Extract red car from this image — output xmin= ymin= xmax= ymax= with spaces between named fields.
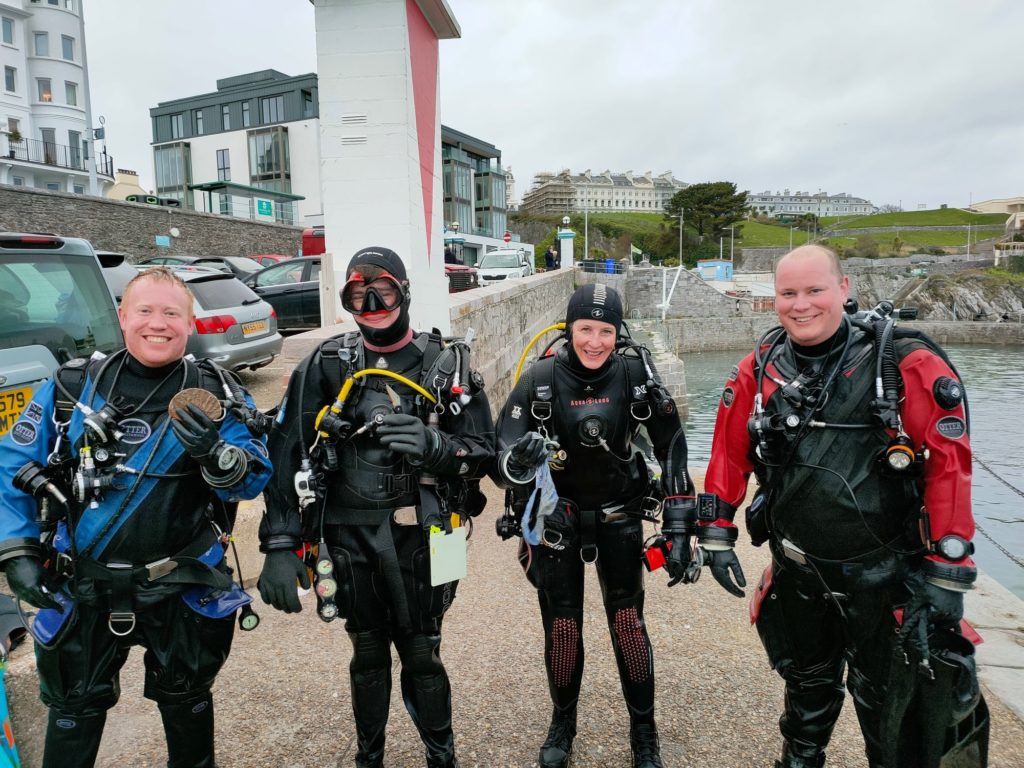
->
xmin=251 ymin=254 xmax=294 ymax=268
xmin=445 ymin=262 xmax=479 ymax=292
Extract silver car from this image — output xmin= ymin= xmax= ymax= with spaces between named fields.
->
xmin=146 ymin=268 xmax=283 ymax=372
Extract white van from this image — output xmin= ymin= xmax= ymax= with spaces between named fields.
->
xmin=477 ymin=248 xmax=534 ymax=284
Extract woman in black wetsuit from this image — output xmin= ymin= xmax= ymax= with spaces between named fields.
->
xmin=493 ymin=283 xmax=696 ymax=768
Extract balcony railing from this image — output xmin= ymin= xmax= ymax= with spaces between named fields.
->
xmin=3 ymin=137 xmax=114 ymax=178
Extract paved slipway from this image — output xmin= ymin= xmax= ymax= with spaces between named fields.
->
xmin=3 ymin=355 xmax=1022 ymax=766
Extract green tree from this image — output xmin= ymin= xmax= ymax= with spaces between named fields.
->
xmin=665 ymin=181 xmax=748 ymax=241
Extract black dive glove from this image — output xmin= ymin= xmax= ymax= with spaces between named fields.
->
xmin=704 ymin=549 xmax=747 ymax=598
xmin=499 ymin=431 xmax=547 ymax=485
xmin=257 ymin=551 xmax=310 ymax=614
xmin=5 ymin=556 xmax=61 ymax=611
xmin=172 ymin=404 xmax=246 ymax=484
xmin=172 ymin=404 xmax=226 ymax=467
xmin=663 ymin=535 xmax=693 ymax=587
xmin=378 ymin=414 xmax=441 ymax=464
xmin=900 ymin=569 xmax=968 ymax=673
xmin=509 ymin=431 xmax=547 ymax=469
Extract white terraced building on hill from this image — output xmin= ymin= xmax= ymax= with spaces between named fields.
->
xmin=747 ymin=189 xmax=875 ymax=219
xmin=520 ymin=168 xmax=687 ymax=215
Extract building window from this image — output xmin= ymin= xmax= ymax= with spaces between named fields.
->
xmin=65 ymin=80 xmax=77 ymax=106
xmin=2 ymin=17 xmax=13 ymax=45
xmin=221 ymin=105 xmax=230 ymax=131
xmin=302 ymin=90 xmax=314 ymax=118
xmin=170 ymin=113 xmax=183 ymax=139
xmin=12 ymin=176 xmax=23 ymax=186
xmin=241 ymin=102 xmax=251 ymax=127
xmin=154 ymin=142 xmax=193 ymax=208
xmin=34 ymin=31 xmax=48 ymax=56
xmin=46 ymin=182 xmax=60 ymax=191
xmin=68 ymin=129 xmax=81 ymax=168
xmin=216 ymin=148 xmax=230 ymax=181
xmin=61 ymin=34 xmax=73 ymax=60
xmin=248 ymin=127 xmax=290 ymax=190
xmin=194 ymin=109 xmax=203 ymax=135
xmin=47 ymin=0 xmax=59 ymax=5
xmin=64 ymin=0 xmax=75 ymax=9
xmin=3 ymin=66 xmax=14 ymax=93
xmin=37 ymin=77 xmax=52 ymax=102
xmin=260 ymin=95 xmax=284 ymax=124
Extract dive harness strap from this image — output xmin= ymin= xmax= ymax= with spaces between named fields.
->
xmin=75 ymin=530 xmax=231 ymax=636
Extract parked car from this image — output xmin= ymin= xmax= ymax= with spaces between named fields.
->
xmin=245 ymin=256 xmax=322 ymax=331
xmin=96 ymin=250 xmax=140 ymax=303
xmin=445 ymin=262 xmax=479 ymax=292
xmin=0 ymin=233 xmax=123 ymax=437
xmin=477 ymin=248 xmax=534 ymax=284
xmin=137 ymin=254 xmax=264 ymax=280
xmin=250 ymin=253 xmax=294 ymax=268
xmin=171 ymin=270 xmax=282 ymax=371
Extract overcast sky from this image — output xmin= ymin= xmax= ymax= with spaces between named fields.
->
xmin=84 ymin=0 xmax=1023 ymax=210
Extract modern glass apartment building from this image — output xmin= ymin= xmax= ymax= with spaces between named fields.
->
xmin=149 ymin=69 xmax=316 ymax=224
xmin=150 ymin=70 xmax=509 ymax=237
xmin=441 ymin=124 xmax=507 ymax=238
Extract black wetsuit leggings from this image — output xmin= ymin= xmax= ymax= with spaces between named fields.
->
xmin=520 ymin=514 xmax=655 ymax=724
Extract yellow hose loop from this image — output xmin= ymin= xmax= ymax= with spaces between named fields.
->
xmin=332 ymin=368 xmax=438 ymax=406
xmin=514 ymin=323 xmax=566 ymax=385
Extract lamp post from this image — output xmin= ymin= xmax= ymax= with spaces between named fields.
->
xmin=669 ymin=210 xmax=684 ymax=266
xmin=789 ymin=226 xmax=797 ymax=250
xmin=725 ymin=226 xmax=735 ymax=261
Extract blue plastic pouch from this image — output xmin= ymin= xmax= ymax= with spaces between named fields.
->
xmin=181 ymin=583 xmax=252 ymax=619
xmin=181 ymin=540 xmax=252 ymax=619
xmin=31 ymin=589 xmax=75 ymax=650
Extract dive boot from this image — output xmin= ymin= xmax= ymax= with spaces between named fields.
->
xmin=776 ymin=742 xmax=827 ymax=768
xmin=630 ymin=724 xmax=664 ymax=768
xmin=538 ymin=708 xmax=577 ymax=768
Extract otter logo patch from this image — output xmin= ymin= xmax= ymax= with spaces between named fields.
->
xmin=11 ymin=422 xmax=37 ymax=445
xmin=722 ymin=386 xmax=735 ymax=408
xmin=935 ymin=416 xmax=966 ymax=440
xmin=119 ymin=418 xmax=151 ymax=444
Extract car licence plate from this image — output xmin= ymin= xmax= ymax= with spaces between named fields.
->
xmin=0 ymin=386 xmax=32 ymax=438
xmin=241 ymin=320 xmax=268 ymax=337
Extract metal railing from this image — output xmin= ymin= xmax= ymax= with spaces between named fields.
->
xmin=3 ymin=137 xmax=114 ymax=177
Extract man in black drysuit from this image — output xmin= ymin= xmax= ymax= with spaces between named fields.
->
xmin=257 ymin=247 xmax=494 ymax=768
xmin=493 ymin=283 xmax=697 ymax=768
xmin=0 ymin=267 xmax=271 ymax=768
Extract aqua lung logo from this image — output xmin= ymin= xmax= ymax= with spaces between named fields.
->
xmin=935 ymin=416 xmax=966 ymax=440
xmin=119 ymin=418 xmax=151 ymax=444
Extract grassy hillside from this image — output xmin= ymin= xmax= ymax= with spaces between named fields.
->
xmin=830 ymin=209 xmax=1007 ymax=229
xmin=511 ymin=209 xmax=1010 ymax=265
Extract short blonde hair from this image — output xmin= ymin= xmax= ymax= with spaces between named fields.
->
xmin=122 ymin=266 xmax=194 ymax=315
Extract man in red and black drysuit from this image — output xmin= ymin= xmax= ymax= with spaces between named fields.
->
xmin=700 ymin=245 xmax=978 ymax=768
